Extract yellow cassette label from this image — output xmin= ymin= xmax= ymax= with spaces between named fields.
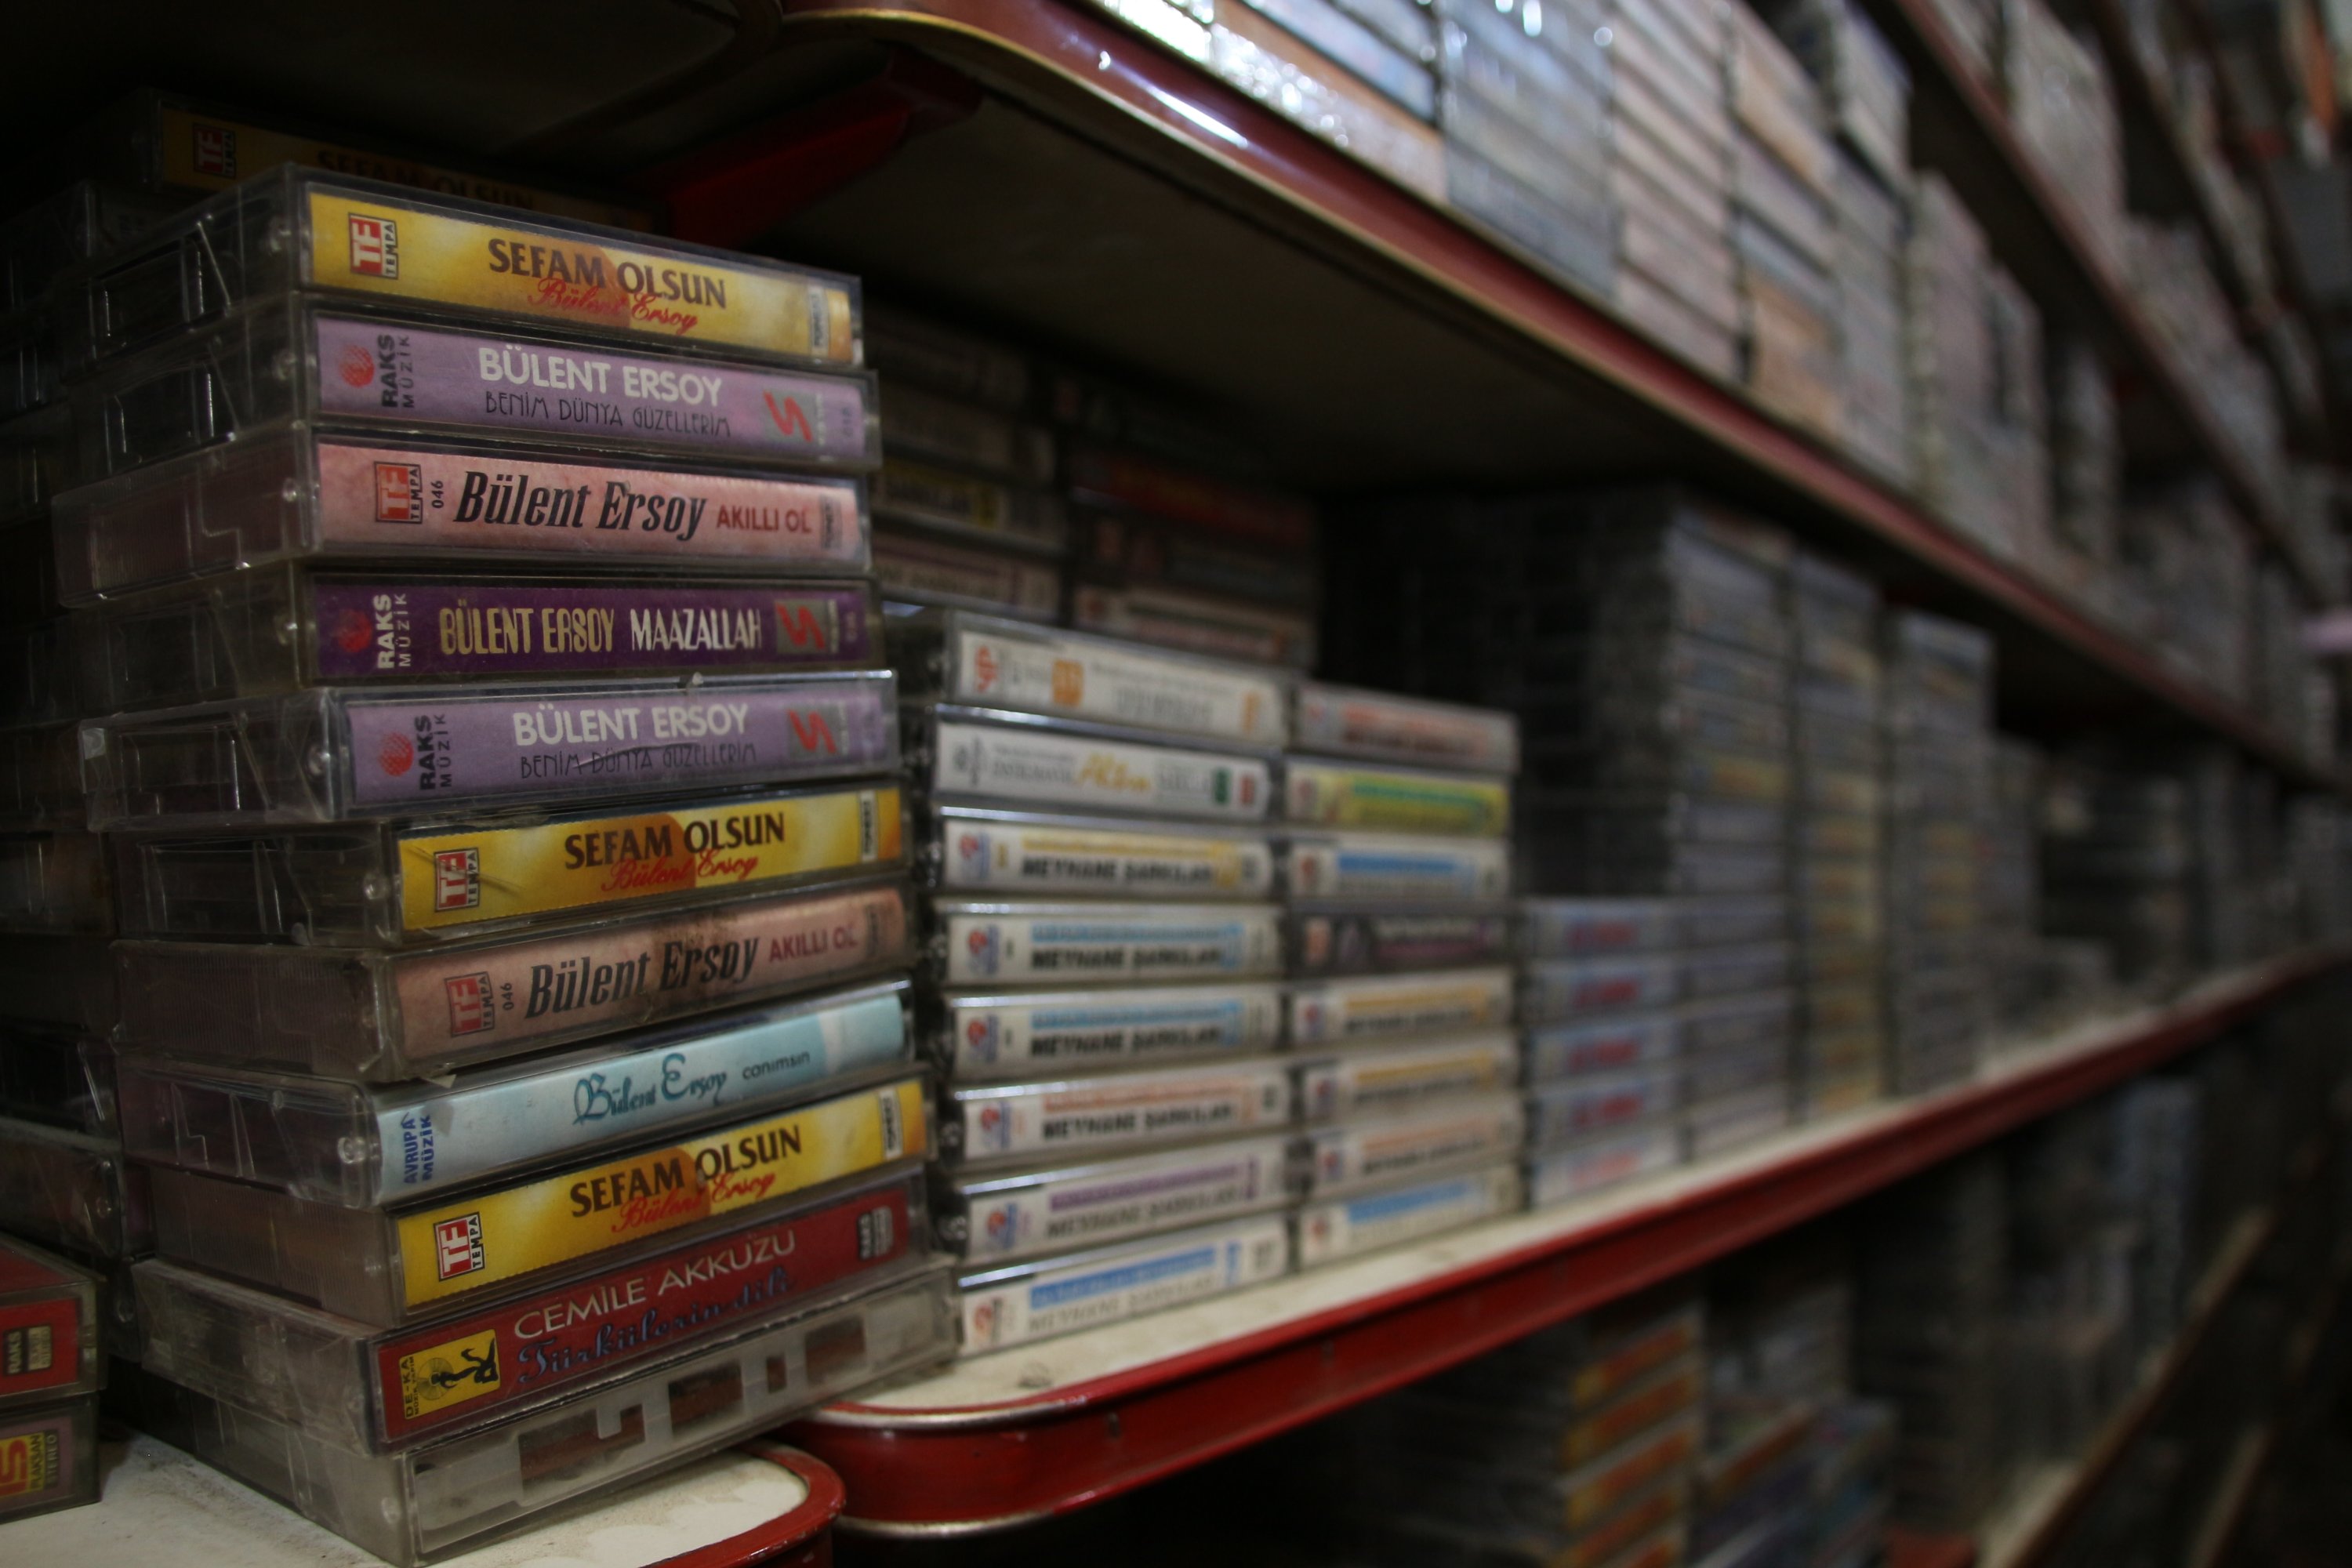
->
xmin=396 ymin=785 xmax=901 ymax=933
xmin=155 ymin=105 xmax=652 ymax=227
xmin=303 ymin=187 xmax=853 ymax=359
xmin=1285 ymin=762 xmax=1509 ymax=837
xmin=397 ymin=1327 xmax=503 ymax=1419
xmin=0 ymin=1430 xmax=59 ymax=1497
xmin=394 ymin=1078 xmax=925 ymax=1308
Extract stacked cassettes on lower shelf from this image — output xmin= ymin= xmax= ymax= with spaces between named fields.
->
xmin=0 ymin=1238 xmax=106 ymax=1522
xmin=1883 ymin=611 xmax=1994 ymax=1093
xmin=893 ymin=608 xmax=1298 ymax=1354
xmin=1788 ymin=554 xmax=1886 ymax=1119
xmin=1286 ymin=681 xmax=1526 ymax=1269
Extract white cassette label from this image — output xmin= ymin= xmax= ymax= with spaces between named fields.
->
xmin=1295 ymin=1166 xmax=1521 ymax=1267
xmin=952 ymin=628 xmax=1287 ymax=744
xmin=960 ymin=1138 xmax=1289 ymax=1258
xmin=931 ymin=721 xmax=1272 ymax=820
xmin=1306 ymin=1100 xmax=1526 ymax=1195
xmin=1292 ymin=685 xmax=1519 ymax=772
xmin=1528 ymin=1125 xmax=1680 ymax=1207
xmin=1295 ymin=1033 xmax=1519 ymax=1120
xmin=1287 ymin=968 xmax=1515 ymax=1044
xmin=1528 ymin=1064 xmax=1679 ymax=1145
xmin=958 ymin=1215 xmax=1291 ymax=1352
xmin=938 ymin=818 xmax=1275 ymax=898
xmin=955 ymin=1063 xmax=1292 ymax=1160
xmin=1523 ymin=955 xmax=1682 ymax=1022
xmin=941 ymin=907 xmax=1283 ymax=986
xmin=945 ymin=985 xmax=1284 ymax=1076
xmin=1525 ymin=1012 xmax=1678 ymax=1083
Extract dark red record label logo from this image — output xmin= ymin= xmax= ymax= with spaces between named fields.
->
xmin=379 ymin=731 xmax=416 ymax=776
xmin=335 ymin=608 xmax=376 ymax=655
xmin=339 ymin=343 xmax=378 ymax=387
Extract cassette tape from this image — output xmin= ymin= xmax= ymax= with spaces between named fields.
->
xmin=72 ymin=298 xmax=880 ymax=485
xmin=1294 ymin=1160 xmax=1521 ymax=1267
xmin=1676 ymin=990 xmax=1794 ymax=1056
xmin=1290 ymin=681 xmax=1518 ymax=774
xmin=1732 ymin=142 xmax=1835 ymax=274
xmin=1523 ymin=954 xmax=1682 ymax=1024
xmin=922 ymin=803 xmax=1276 ymax=900
xmin=1287 ymin=966 xmax=1515 ymax=1045
xmin=1681 ymin=940 xmax=1793 ymax=998
xmin=938 ymin=1133 xmax=1293 ymax=1260
xmin=956 ymin=1212 xmax=1290 ymax=1354
xmin=1210 ymin=0 xmax=1450 ymax=198
xmin=0 ymin=176 xmax=175 ymax=306
xmin=83 ymin=668 xmax=897 ymax=828
xmin=909 ymin=702 xmax=1277 ymax=824
xmin=1684 ymin=1034 xmax=1791 ymax=1105
xmin=0 ymin=1396 xmax=97 ymax=1523
xmin=0 ymin=615 xmax=94 ymax=729
xmin=0 ymin=832 xmax=109 ymax=934
xmin=1229 ymin=0 xmax=1438 ymax=118
xmin=132 ymin=1171 xmax=928 ymax=1450
xmin=112 ymin=878 xmax=912 ymax=1082
xmin=1070 ymin=579 xmax=1319 ymax=669
xmin=1525 ymin=1011 xmax=1678 ymax=1083
xmin=0 ymin=937 xmax=116 ymax=1036
xmin=880 ymin=384 xmax=1054 ymax=487
xmin=0 ymin=405 xmax=70 ymax=532
xmin=927 ymin=897 xmax=1285 ymax=988
xmin=1440 ymin=82 xmax=1612 ymax=223
xmin=873 ymin=525 xmax=1062 ymax=621
xmin=1520 ymin=898 xmax=1678 ymax=958
xmin=52 ymin=427 xmax=870 ymax=608
xmin=0 ymin=1239 xmax=100 ymax=1408
xmin=1061 ymin=445 xmax=1317 ymax=554
xmin=60 ymin=169 xmax=858 ymax=373
xmin=1078 ymin=507 xmax=1320 ymax=609
xmin=1301 ymin=1094 xmax=1525 ymax=1196
xmin=1683 ymin=1082 xmax=1790 ymax=1160
xmin=0 ymin=722 xmax=83 ymax=831
xmin=1443 ymin=140 xmax=1620 ymax=296
xmin=1680 ymin=894 xmax=1792 ymax=948
xmin=866 ymin=303 xmax=1030 ymax=412
xmin=1331 ymin=0 xmax=1436 ymax=64
xmin=1295 ymin=1031 xmax=1521 ymax=1120
xmin=930 ymin=982 xmax=1284 ymax=1080
xmin=1529 ymin=1063 xmax=1679 ymax=1148
xmin=108 ymin=779 xmax=905 ymax=946
xmin=1289 ymin=904 xmax=1515 ymax=975
xmin=1282 ymin=831 xmax=1510 ymax=904
xmin=147 ymin=1071 xmax=928 ymax=1326
xmin=0 ymin=1028 xmax=115 ymax=1135
xmin=136 ymin=1265 xmax=951 ymax=1566
xmin=1527 ymin=1121 xmax=1682 ymax=1207
xmin=0 ymin=309 xmax=60 ymax=423
xmin=939 ymin=1057 xmax=1294 ymax=1165
xmin=1283 ymin=758 xmax=1511 ymax=837
xmin=891 ymin=606 xmax=1288 ymax=747
xmin=0 ymin=1117 xmax=148 ymax=1260
xmin=87 ymin=567 xmax=881 ymax=712
xmin=118 ymin=979 xmax=912 ymax=1206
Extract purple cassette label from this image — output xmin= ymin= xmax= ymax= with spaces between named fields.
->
xmin=310 ymin=316 xmax=873 ymax=463
xmin=339 ymin=677 xmax=895 ymax=808
xmin=307 ymin=581 xmax=873 ymax=679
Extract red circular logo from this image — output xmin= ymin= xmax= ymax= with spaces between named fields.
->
xmin=378 ymin=732 xmax=416 ymax=775
xmin=339 ymin=344 xmax=376 ymax=387
xmin=333 ymin=609 xmax=374 ymax=655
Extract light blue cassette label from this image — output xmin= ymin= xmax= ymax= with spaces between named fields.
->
xmin=1286 ymin=834 xmax=1508 ymax=902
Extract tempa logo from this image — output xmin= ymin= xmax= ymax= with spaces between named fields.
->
xmin=348 ymin=212 xmax=400 ymax=278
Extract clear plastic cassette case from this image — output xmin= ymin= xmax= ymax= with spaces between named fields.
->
xmin=1289 ymin=680 xmax=1519 ymax=774
xmin=0 ymin=1116 xmax=149 ymax=1259
xmin=919 ymin=802 xmax=1277 ymax=901
xmin=0 ymin=936 xmax=118 ymax=1036
xmin=1287 ymin=903 xmax=1515 ymax=976
xmin=937 ymin=1134 xmax=1294 ymax=1260
xmin=132 ymin=1265 xmax=951 ymax=1566
xmin=907 ymin=702 xmax=1278 ymax=824
xmin=1523 ymin=953 xmax=1684 ymax=1023
xmin=108 ymin=779 xmax=906 ymax=946
xmin=939 ymin=1056 xmax=1294 ymax=1166
xmin=118 ymin=978 xmax=913 ymax=1206
xmin=1281 ymin=830 xmax=1511 ymax=903
xmin=1294 ymin=1161 xmax=1523 ymax=1268
xmin=59 ymin=168 xmax=861 ymax=372
xmin=1529 ymin=1064 xmax=1680 ymax=1148
xmin=146 ymin=1071 xmax=929 ymax=1326
xmin=871 ymin=456 xmax=1067 ymax=552
xmin=1528 ymin=1123 xmax=1684 ymax=1207
xmin=926 ymin=896 xmax=1286 ymax=989
xmin=1294 ymin=1031 xmax=1522 ymax=1121
xmin=1526 ymin=1011 xmax=1680 ymax=1084
xmin=956 ymin=1213 xmax=1290 ymax=1355
xmin=1299 ymin=1094 xmax=1526 ymax=1197
xmin=873 ymin=522 xmax=1063 ymax=620
xmin=72 ymin=297 xmax=880 ymax=483
xmin=1070 ymin=576 xmax=1319 ymax=670
xmin=1286 ymin=966 xmax=1516 ymax=1046
xmin=927 ymin=982 xmax=1286 ymax=1080
xmin=132 ymin=1171 xmax=930 ymax=1450
xmin=83 ymin=669 xmax=898 ymax=827
xmin=0 ymin=831 xmax=111 ymax=933
xmin=52 ymin=425 xmax=871 ymax=605
xmin=0 ymin=1025 xmax=117 ymax=1134
xmin=0 ymin=722 xmax=85 ymax=831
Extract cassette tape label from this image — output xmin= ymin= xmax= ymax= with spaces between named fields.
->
xmin=395 ymin=785 xmax=901 ymax=932
xmin=945 ymin=985 xmax=1283 ymax=1074
xmin=1292 ymin=686 xmax=1519 ymax=772
xmin=1288 ymin=969 xmax=1515 ymax=1044
xmin=951 ymin=626 xmax=1286 ymax=744
xmin=308 ymin=580 xmax=873 ymax=679
xmin=960 ymin=1216 xmax=1290 ymax=1351
xmin=311 ymin=442 xmax=866 ymax=565
xmin=941 ymin=907 xmax=1283 ymax=985
xmin=310 ymin=315 xmax=873 ymax=463
xmin=1283 ymin=761 xmax=1510 ymax=836
xmin=0 ymin=1409 xmax=71 ymax=1508
xmin=957 ymin=1065 xmax=1290 ymax=1161
xmin=392 ymin=1076 xmax=924 ymax=1308
xmin=341 ymin=678 xmax=893 ymax=809
xmin=964 ymin=1141 xmax=1286 ymax=1257
xmin=303 ymin=187 xmax=852 ymax=360
xmin=932 ymin=721 xmax=1272 ymax=820
xmin=1285 ymin=835 xmax=1510 ymax=902
xmin=940 ymin=819 xmax=1274 ymax=898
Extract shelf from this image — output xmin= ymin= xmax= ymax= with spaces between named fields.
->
xmin=787 ymin=942 xmax=2352 ymax=1534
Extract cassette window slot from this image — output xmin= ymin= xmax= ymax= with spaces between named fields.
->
xmin=104 ymin=359 xmax=227 ymax=472
xmin=89 ymin=223 xmax=235 ymax=365
xmin=664 ymin=1363 xmax=744 ymax=1433
xmin=509 ymin=1403 xmax=646 ymax=1489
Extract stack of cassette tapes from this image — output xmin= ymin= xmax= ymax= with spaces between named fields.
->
xmin=1998 ymin=0 xmax=2125 ymax=267
xmin=1433 ymin=0 xmax=1617 ymax=295
xmin=1788 ymin=554 xmax=1886 ymax=1119
xmin=1602 ymin=0 xmax=1743 ymax=379
xmin=0 ymin=1237 xmax=103 ymax=1521
xmin=2041 ymin=333 xmax=2119 ymax=608
xmin=2038 ymin=753 xmax=2196 ymax=991
xmin=45 ymin=165 xmax=960 ymax=1557
xmin=1762 ymin=0 xmax=1907 ymax=196
xmin=1984 ymin=267 xmax=2053 ymax=565
xmin=1286 ymin=682 xmax=1526 ymax=1269
xmin=1983 ymin=738 xmax=2047 ymax=1037
xmin=893 ymin=609 xmax=1296 ymax=1355
xmin=1905 ymin=174 xmax=2002 ymax=552
xmin=1882 ymin=610 xmax=1994 ymax=1094
xmin=866 ymin=305 xmax=1065 ymax=622
xmin=1727 ymin=1 xmax=1844 ymax=440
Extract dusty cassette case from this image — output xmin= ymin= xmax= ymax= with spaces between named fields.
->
xmin=1295 ymin=1160 xmax=1521 ymax=1266
xmin=53 ymin=427 xmax=871 ymax=608
xmin=1679 ymin=894 xmax=1792 ymax=946
xmin=0 ymin=722 xmax=83 ymax=830
xmin=926 ymin=896 xmax=1284 ymax=989
xmin=1061 ymin=445 xmax=1315 ymax=554
xmin=929 ymin=981 xmax=1284 ymax=1080
xmin=145 ymin=1070 xmax=928 ymax=1326
xmin=1528 ymin=1121 xmax=1683 ymax=1205
xmin=1525 ymin=1010 xmax=1679 ymax=1083
xmin=116 ymin=978 xmax=913 ymax=1206
xmin=1523 ymin=898 xmax=1679 ymax=957
xmin=83 ymin=668 xmax=898 ymax=828
xmin=880 ymin=383 xmax=1054 ymax=486
xmin=1445 ymin=139 xmax=1621 ymax=295
xmin=1288 ymin=903 xmax=1515 ymax=975
xmin=938 ymin=1133 xmax=1294 ymax=1260
xmin=112 ymin=877 xmax=913 ymax=1081
xmin=1070 ymin=578 xmax=1320 ymax=669
xmin=86 ymin=567 xmax=881 ymax=712
xmin=1523 ymin=953 xmax=1683 ymax=1022
xmin=956 ymin=1211 xmax=1290 ymax=1354
xmin=871 ymin=457 xmax=1066 ymax=555
xmin=1528 ymin=1062 xmax=1679 ymax=1148
xmin=0 ymin=405 xmax=70 ymax=531
xmin=1078 ymin=506 xmax=1320 ymax=609
xmin=1283 ymin=757 xmax=1512 ymax=837
xmin=0 ymin=831 xmax=109 ymax=933
xmin=1 ymin=180 xmax=183 ymax=313
xmin=938 ymin=1056 xmax=1294 ymax=1165
xmin=874 ymin=524 xmax=1062 ymax=621
xmin=1282 ymin=830 xmax=1511 ymax=903
xmin=865 ymin=303 xmax=1029 ymax=411
xmin=0 ymin=1027 xmax=116 ymax=1134
xmin=1294 ymin=1030 xmax=1522 ymax=1120
xmin=72 ymin=298 xmax=880 ymax=484
xmin=1290 ymin=681 xmax=1519 ymax=774
xmin=922 ymin=802 xmax=1276 ymax=901
xmin=0 ymin=1117 xmax=147 ymax=1260
xmin=58 ymin=168 xmax=858 ymax=373
xmin=0 ymin=307 xmax=59 ymax=422
xmin=909 ymin=702 xmax=1277 ymax=824
xmin=1684 ymin=1034 xmax=1790 ymax=1104
xmin=890 ymin=605 xmax=1289 ymax=746
xmin=0 ymin=1396 xmax=97 ymax=1522
xmin=138 ymin=1265 xmax=951 ymax=1566
xmin=0 ymin=936 xmax=116 ymax=1035
xmin=132 ymin=1171 xmax=930 ymax=1450
xmin=1287 ymin=966 xmax=1516 ymax=1045
xmin=1225 ymin=0 xmax=1438 ymax=118
xmin=0 ymin=1238 xmax=100 ymax=1408
xmin=1301 ymin=1092 xmax=1526 ymax=1196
